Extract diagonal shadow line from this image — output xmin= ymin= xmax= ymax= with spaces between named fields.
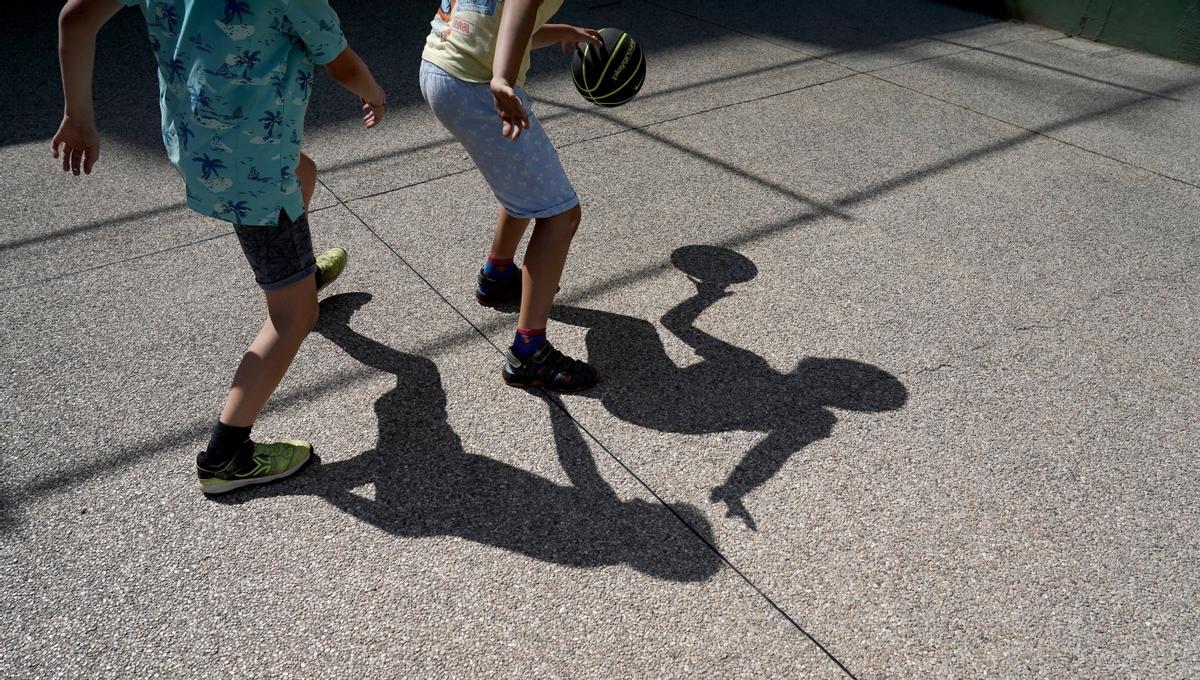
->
xmin=309 ymin=52 xmax=827 ymax=179
xmin=545 ymin=78 xmax=1199 ymax=214
xmin=7 ymin=78 xmax=1188 ymax=509
xmin=0 ymin=201 xmax=190 ymax=252
xmin=0 ymin=53 xmax=825 ymax=253
xmin=926 ymin=38 xmax=1186 ymax=102
xmin=6 ymin=208 xmax=824 ymax=506
xmin=14 ymin=3 xmax=1170 ymax=254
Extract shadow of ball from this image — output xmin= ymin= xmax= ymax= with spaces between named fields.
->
xmin=670 ymin=246 xmax=758 ymax=288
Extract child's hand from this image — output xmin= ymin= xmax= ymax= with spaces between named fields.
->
xmin=50 ymin=115 xmax=100 ymax=176
xmin=490 ymin=78 xmax=529 ymax=141
xmin=360 ymin=94 xmax=386 ymax=129
xmin=559 ymin=26 xmax=603 ymax=55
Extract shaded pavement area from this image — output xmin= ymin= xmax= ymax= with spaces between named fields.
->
xmin=2 ymin=0 xmax=1198 ymax=677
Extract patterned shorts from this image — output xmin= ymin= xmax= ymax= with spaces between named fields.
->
xmin=419 ymin=60 xmax=579 ymax=219
xmin=233 ymin=210 xmax=317 ymax=291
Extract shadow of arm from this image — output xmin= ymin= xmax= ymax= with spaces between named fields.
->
xmin=660 ymin=289 xmax=737 ymax=359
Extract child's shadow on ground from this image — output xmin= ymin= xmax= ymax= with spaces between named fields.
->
xmin=552 ymin=246 xmax=909 ymax=530
xmin=219 ymin=292 xmax=720 ymax=582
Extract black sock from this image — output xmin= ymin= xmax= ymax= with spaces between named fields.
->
xmin=198 ymin=421 xmax=252 ymax=470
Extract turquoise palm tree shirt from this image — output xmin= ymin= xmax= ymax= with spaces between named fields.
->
xmin=118 ymin=0 xmax=347 ymax=225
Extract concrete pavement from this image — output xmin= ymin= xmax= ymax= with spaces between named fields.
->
xmin=3 ymin=0 xmax=1198 ymax=676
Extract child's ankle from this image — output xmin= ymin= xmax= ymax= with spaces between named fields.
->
xmin=483 ymin=256 xmax=516 ymax=280
xmin=198 ymin=420 xmax=252 ymax=470
xmin=512 ymin=327 xmax=546 ymax=359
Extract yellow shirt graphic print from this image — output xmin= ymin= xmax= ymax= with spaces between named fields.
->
xmin=422 ymin=0 xmax=565 ymax=87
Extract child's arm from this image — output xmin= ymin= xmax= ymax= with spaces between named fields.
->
xmin=323 ymin=47 xmax=387 ymax=128
xmin=530 ymin=24 xmax=602 ymax=54
xmin=490 ymin=0 xmax=544 ymax=141
xmin=52 ymin=0 xmax=124 ymax=176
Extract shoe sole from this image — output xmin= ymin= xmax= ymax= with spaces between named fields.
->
xmin=198 ymin=448 xmax=313 ymax=495
xmin=475 ymin=292 xmax=519 ymax=308
xmin=502 ymin=372 xmax=602 ymax=393
xmin=475 ymin=286 xmax=559 ymax=309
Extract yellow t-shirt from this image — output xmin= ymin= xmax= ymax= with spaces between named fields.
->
xmin=422 ymin=0 xmax=565 ymax=87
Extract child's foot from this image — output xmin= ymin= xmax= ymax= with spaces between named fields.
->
xmin=315 ymin=247 xmax=348 ymax=292
xmin=476 ymin=266 xmax=522 ymax=307
xmin=197 ymin=440 xmax=312 ymax=494
xmin=503 ymin=341 xmax=600 ymax=392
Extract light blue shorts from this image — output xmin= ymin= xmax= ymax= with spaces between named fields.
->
xmin=419 ymin=60 xmax=579 ymax=219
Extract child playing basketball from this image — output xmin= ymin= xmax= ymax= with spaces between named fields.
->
xmin=52 ymin=0 xmax=387 ymax=493
xmin=420 ymin=0 xmax=602 ymax=391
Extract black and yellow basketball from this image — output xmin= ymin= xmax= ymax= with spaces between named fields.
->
xmin=571 ymin=28 xmax=646 ymax=108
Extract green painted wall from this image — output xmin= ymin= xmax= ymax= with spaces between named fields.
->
xmin=1004 ymin=0 xmax=1200 ymax=64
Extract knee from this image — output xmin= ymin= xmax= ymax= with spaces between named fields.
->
xmin=563 ymin=203 xmax=582 ymax=238
xmin=272 ymin=297 xmax=319 ymax=337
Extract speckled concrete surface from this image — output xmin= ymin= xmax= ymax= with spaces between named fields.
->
xmin=4 ymin=0 xmax=1199 ymax=677
xmin=1 ymin=207 xmax=843 ymax=678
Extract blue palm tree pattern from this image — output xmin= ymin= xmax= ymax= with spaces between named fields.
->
xmin=269 ymin=72 xmax=287 ymax=100
xmin=219 ymin=200 xmax=251 ymax=221
xmin=177 ymin=120 xmax=194 ymax=150
xmin=295 ymin=70 xmax=313 ymax=95
xmin=222 ymin=0 xmax=252 ymax=25
xmin=161 ymin=57 xmax=186 ymax=84
xmin=124 ymin=0 xmax=347 ymax=225
xmin=188 ymin=82 xmax=211 ymax=112
xmin=234 ymin=50 xmax=261 ymax=80
xmin=259 ymin=110 xmax=283 ymax=139
xmin=193 ymin=153 xmax=227 ymax=180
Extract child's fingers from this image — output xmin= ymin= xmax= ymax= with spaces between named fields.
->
xmin=502 ymin=117 xmax=521 ymax=141
xmin=70 ymin=148 xmax=83 ymax=176
xmin=83 ymin=146 xmax=99 ymax=174
xmin=62 ymin=146 xmax=73 ymax=173
xmin=50 ymin=136 xmax=61 ymax=159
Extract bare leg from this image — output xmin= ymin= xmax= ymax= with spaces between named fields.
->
xmin=297 ymin=153 xmax=317 ymax=211
xmin=490 ymin=206 xmax=531 ymax=261
xmin=219 ymin=274 xmax=319 ymax=427
xmin=518 ymin=203 xmax=581 ymax=331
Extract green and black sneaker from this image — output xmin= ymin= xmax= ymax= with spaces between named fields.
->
xmin=197 ymin=440 xmax=312 ymax=494
xmin=315 ymin=247 xmax=348 ymax=292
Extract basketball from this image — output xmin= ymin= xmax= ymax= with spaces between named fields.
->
xmin=571 ymin=28 xmax=646 ymax=108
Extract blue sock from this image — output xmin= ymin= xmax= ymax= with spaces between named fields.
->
xmin=513 ymin=327 xmax=546 ymax=359
xmin=483 ymin=256 xmax=516 ymax=280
